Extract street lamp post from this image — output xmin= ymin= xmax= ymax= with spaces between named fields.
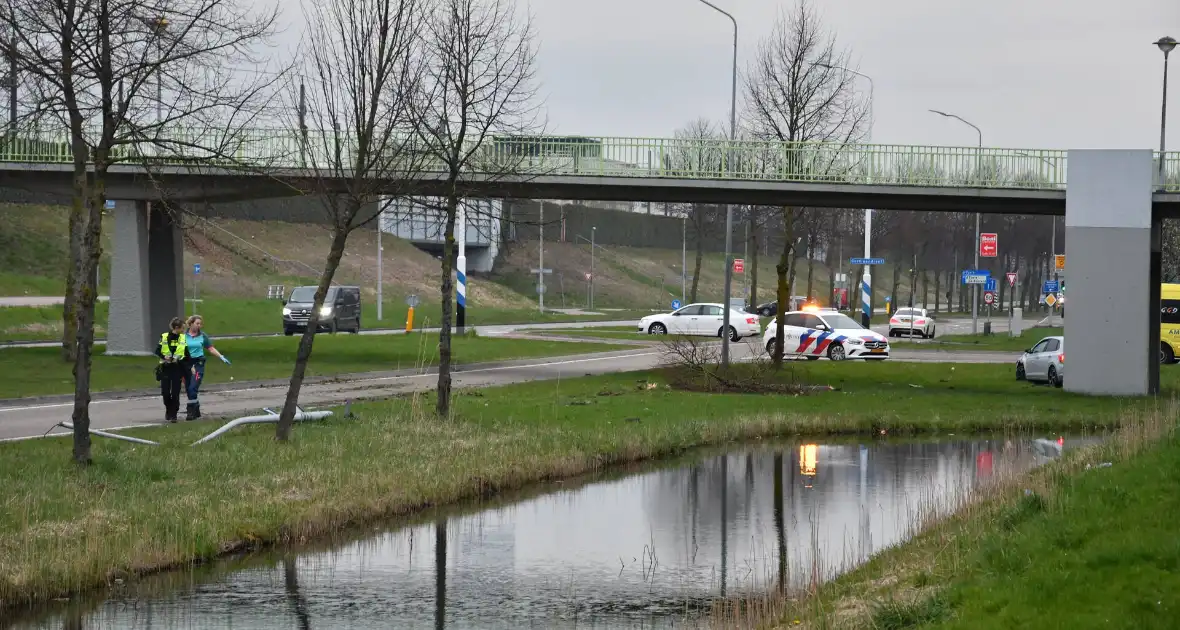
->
xmin=149 ymin=16 xmax=169 ymax=124
xmin=929 ymin=109 xmax=983 ymax=334
xmin=693 ymin=0 xmax=738 ymax=366
xmin=821 ymin=63 xmax=875 ymax=327
xmin=1155 ymin=36 xmax=1176 ymax=189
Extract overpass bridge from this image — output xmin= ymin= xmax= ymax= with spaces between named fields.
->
xmin=1 ymin=130 xmax=1177 ymax=396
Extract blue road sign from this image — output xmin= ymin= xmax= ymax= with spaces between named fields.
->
xmin=1043 ymin=280 xmax=1060 ymax=293
xmin=985 ymin=277 xmax=997 ymax=293
xmin=671 ymin=299 xmax=681 ymax=310
xmin=193 ymin=263 xmax=201 ymax=275
xmin=104 ymin=199 xmax=115 ymax=210
xmin=850 ymin=257 xmax=885 ymax=266
xmin=961 ymin=269 xmax=991 ymax=285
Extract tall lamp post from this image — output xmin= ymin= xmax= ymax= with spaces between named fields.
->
xmin=1155 ymin=36 xmax=1176 ymax=189
xmin=821 ymin=64 xmax=875 ymax=326
xmin=929 ymin=109 xmax=983 ymax=334
xmin=693 ymin=0 xmax=738 ymax=366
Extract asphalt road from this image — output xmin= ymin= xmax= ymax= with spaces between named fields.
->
xmin=0 ymin=341 xmax=1016 ymax=443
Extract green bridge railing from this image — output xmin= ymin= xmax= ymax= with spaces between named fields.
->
xmin=0 ymin=130 xmax=1176 ymax=192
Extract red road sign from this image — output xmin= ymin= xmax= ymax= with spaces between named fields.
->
xmin=1006 ymin=272 xmax=1018 ymax=287
xmin=980 ymin=233 xmax=998 ymax=258
xmin=585 ymin=272 xmax=592 ymax=281
xmin=984 ymin=291 xmax=995 ymax=306
xmin=733 ymin=258 xmax=745 ymax=273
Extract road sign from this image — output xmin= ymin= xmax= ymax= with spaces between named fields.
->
xmin=671 ymin=299 xmax=682 ymax=310
xmin=104 ymin=199 xmax=115 ymax=210
xmin=733 ymin=258 xmax=745 ymax=273
xmin=1006 ymin=272 xmax=1018 ymax=287
xmin=850 ymin=257 xmax=885 ymax=265
xmin=961 ymin=269 xmax=990 ymax=285
xmin=530 ymin=268 xmax=553 ymax=274
xmin=1043 ymin=280 xmax=1060 ymax=294
xmin=1057 ymin=292 xmax=1065 ymax=302
xmin=984 ymin=291 xmax=995 ymax=306
xmin=1044 ymin=293 xmax=1058 ymax=308
xmin=980 ymin=233 xmax=998 ymax=258
xmin=985 ymin=277 xmax=997 ymax=293
xmin=536 ymin=284 xmax=546 ymax=294
xmin=405 ymin=294 xmax=420 ymax=308
xmin=193 ymin=263 xmax=201 ymax=275
xmin=1055 ymin=254 xmax=1065 ymax=271
xmin=585 ymin=272 xmax=592 ymax=281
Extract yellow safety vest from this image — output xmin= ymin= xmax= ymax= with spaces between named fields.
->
xmin=159 ymin=332 xmax=184 ymax=362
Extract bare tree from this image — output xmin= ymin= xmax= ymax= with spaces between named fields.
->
xmin=270 ymin=0 xmax=426 ymax=440
xmin=743 ymin=0 xmax=868 ymax=366
xmin=413 ymin=0 xmax=539 ymax=418
xmin=1 ymin=0 xmax=279 ymax=463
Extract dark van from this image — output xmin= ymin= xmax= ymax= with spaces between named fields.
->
xmin=282 ymin=285 xmax=362 ymax=335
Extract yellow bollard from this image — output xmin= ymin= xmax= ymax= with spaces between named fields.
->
xmin=405 ymin=306 xmax=414 ymax=332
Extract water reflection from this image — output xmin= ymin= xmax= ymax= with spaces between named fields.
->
xmin=8 ymin=436 xmax=1101 ymax=630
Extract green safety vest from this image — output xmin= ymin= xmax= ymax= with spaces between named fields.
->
xmin=159 ymin=332 xmax=184 ymax=362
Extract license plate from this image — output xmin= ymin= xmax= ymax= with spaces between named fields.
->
xmin=870 ymin=348 xmax=885 ymax=353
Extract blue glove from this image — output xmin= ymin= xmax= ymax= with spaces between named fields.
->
xmin=220 ymin=355 xmax=231 ymax=365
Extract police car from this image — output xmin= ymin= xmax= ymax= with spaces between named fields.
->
xmin=762 ymin=308 xmax=890 ymax=361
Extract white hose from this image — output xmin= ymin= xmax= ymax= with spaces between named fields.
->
xmin=191 ymin=410 xmax=334 ymax=446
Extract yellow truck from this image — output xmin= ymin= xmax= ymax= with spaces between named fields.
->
xmin=1161 ymin=284 xmax=1180 ymax=364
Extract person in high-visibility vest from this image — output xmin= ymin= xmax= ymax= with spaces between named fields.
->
xmin=155 ymin=317 xmax=192 ymax=423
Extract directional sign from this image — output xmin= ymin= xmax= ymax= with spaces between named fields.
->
xmin=733 ymin=259 xmax=745 ymax=273
xmin=850 ymin=257 xmax=885 ymax=266
xmin=405 ymin=294 xmax=420 ymax=308
xmin=104 ymin=199 xmax=115 ymax=210
xmin=980 ymin=233 xmax=998 ymax=258
xmin=193 ymin=263 xmax=201 ymax=275
xmin=985 ymin=277 xmax=997 ymax=293
xmin=1055 ymin=255 xmax=1065 ymax=272
xmin=984 ymin=291 xmax=995 ymax=306
xmin=530 ymin=268 xmax=553 ymax=274
xmin=671 ymin=299 xmax=682 ymax=310
xmin=1006 ymin=272 xmax=1018 ymax=287
xmin=961 ymin=269 xmax=991 ymax=285
xmin=1043 ymin=280 xmax=1060 ymax=294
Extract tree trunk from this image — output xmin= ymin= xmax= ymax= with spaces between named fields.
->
xmin=890 ymin=264 xmax=901 ymax=313
xmin=276 ymin=223 xmax=352 ymax=441
xmin=772 ymin=207 xmax=796 ymax=367
xmin=690 ymin=229 xmax=704 ymax=303
xmin=61 ymin=207 xmax=85 ymax=363
xmin=805 ymin=230 xmax=815 ymax=299
xmin=436 ymin=193 xmax=461 ymax=419
xmin=933 ymin=270 xmax=941 ymax=314
xmin=71 ymin=167 xmax=109 ymax=465
xmin=749 ymin=227 xmax=759 ymax=308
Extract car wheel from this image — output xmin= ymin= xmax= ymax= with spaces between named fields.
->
xmin=1162 ymin=342 xmax=1175 ymax=365
xmin=1048 ymin=366 xmax=1062 ymax=388
xmin=648 ymin=322 xmax=667 ymax=335
xmin=718 ymin=326 xmax=740 ymax=342
xmin=930 ymin=326 xmax=936 ymax=338
xmin=828 ymin=343 xmax=847 ymax=362
xmin=1016 ymin=362 xmax=1026 ymax=381
xmin=765 ymin=339 xmax=777 ymax=355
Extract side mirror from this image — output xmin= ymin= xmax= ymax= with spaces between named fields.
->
xmin=816 ymin=324 xmax=828 ymax=331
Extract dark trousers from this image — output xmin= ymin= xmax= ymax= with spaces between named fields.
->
xmin=184 ymin=358 xmax=206 ymax=418
xmin=160 ymin=364 xmax=185 ymax=420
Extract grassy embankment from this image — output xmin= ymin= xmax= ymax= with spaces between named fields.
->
xmin=735 ymin=401 xmax=1180 ymax=630
xmin=0 ymin=334 xmax=629 ymax=399
xmin=0 ymin=362 xmax=1172 ymax=611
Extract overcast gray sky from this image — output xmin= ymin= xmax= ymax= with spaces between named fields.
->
xmin=525 ymin=0 xmax=1179 ymax=151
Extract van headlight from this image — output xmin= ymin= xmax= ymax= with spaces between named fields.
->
xmin=320 ymin=306 xmax=333 ymax=317
xmin=282 ymin=307 xmax=291 ymax=316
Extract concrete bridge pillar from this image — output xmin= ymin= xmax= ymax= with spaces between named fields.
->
xmin=1064 ymin=149 xmax=1160 ymax=395
xmin=106 ymin=201 xmax=184 ymax=355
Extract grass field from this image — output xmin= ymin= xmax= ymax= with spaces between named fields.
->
xmin=0 ymin=334 xmax=628 ymax=399
xmin=0 ymin=362 xmax=1170 ymax=611
xmin=916 ymin=327 xmax=1065 ymax=352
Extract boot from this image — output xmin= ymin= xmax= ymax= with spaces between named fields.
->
xmin=185 ymin=403 xmax=198 ymax=421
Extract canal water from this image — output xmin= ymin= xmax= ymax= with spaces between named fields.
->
xmin=9 ymin=435 xmax=1100 ymax=630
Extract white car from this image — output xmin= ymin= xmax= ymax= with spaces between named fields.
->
xmin=888 ymin=308 xmax=936 ymax=339
xmin=763 ymin=310 xmax=891 ymax=361
xmin=638 ymin=303 xmax=761 ymax=341
xmin=1017 ymin=336 xmax=1064 ymax=388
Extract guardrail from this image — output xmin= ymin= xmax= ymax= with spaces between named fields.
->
xmin=0 ymin=129 xmax=1174 ymax=192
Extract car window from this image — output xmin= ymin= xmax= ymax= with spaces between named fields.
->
xmin=288 ymin=287 xmax=324 ymax=302
xmin=801 ymin=314 xmax=825 ymax=329
xmin=1030 ymin=339 xmax=1051 ymax=353
xmin=820 ymin=313 xmax=864 ymax=330
xmin=701 ymin=305 xmax=723 ymax=316
xmin=1044 ymin=339 xmax=1061 ymax=352
xmin=783 ymin=313 xmax=807 ymax=327
xmin=675 ymin=305 xmax=702 ymax=316
xmin=1163 ymin=300 xmax=1180 ymax=325
xmin=345 ymin=289 xmax=360 ymax=304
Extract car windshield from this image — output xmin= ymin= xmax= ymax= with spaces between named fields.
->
xmin=289 ymin=287 xmax=334 ymax=303
xmin=895 ymin=308 xmax=922 ymax=317
xmin=821 ymin=313 xmax=864 ymax=330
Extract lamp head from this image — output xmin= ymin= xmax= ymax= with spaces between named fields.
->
xmin=1156 ymin=36 xmax=1177 ymax=56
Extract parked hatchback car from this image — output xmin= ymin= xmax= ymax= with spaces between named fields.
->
xmin=638 ymin=303 xmax=761 ymax=341
xmin=763 ymin=310 xmax=890 ymax=361
xmin=888 ymin=308 xmax=936 ymax=339
xmin=1016 ymin=335 xmax=1064 ymax=387
xmin=283 ymin=285 xmax=362 ymax=335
